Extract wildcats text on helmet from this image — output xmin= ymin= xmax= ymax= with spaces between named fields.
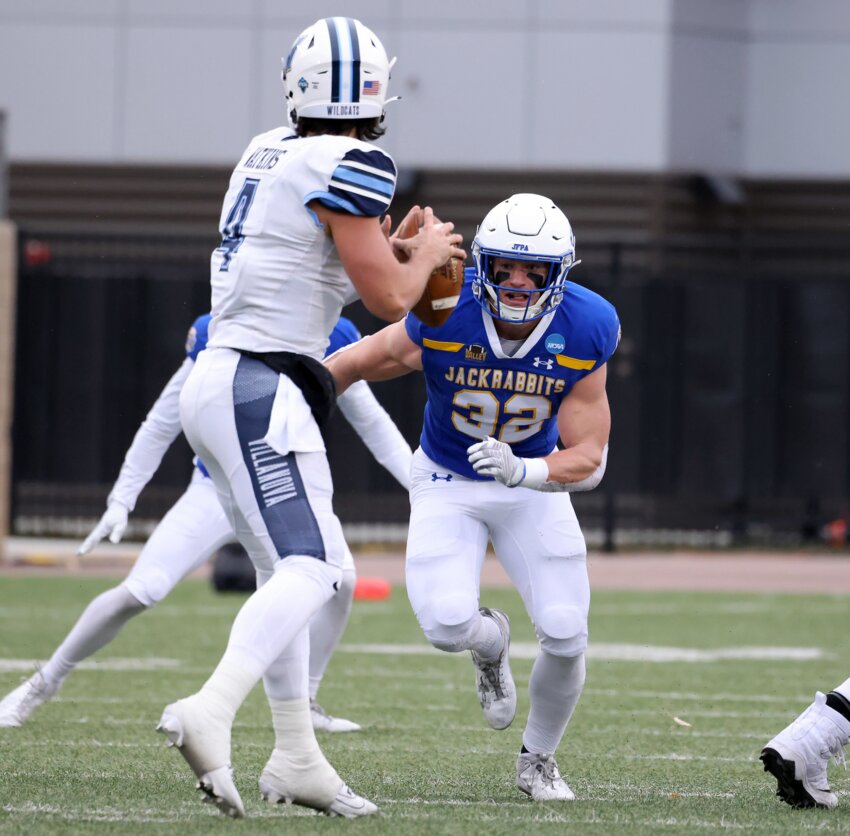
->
xmin=325 ymin=104 xmax=361 ymax=117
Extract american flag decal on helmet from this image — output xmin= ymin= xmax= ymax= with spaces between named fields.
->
xmin=362 ymin=79 xmax=381 ymax=96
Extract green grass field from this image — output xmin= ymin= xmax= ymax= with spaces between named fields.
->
xmin=1 ymin=575 xmax=849 ymax=834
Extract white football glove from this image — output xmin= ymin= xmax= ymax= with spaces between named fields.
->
xmin=467 ymin=436 xmax=548 ymax=488
xmin=77 ymin=501 xmax=130 ymax=555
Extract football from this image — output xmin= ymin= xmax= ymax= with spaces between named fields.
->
xmin=393 ymin=209 xmax=464 ymax=328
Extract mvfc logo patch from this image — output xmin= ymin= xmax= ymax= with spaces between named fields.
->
xmin=464 ymin=344 xmax=488 ymax=362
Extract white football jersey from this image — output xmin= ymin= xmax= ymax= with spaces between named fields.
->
xmin=207 ymin=126 xmax=396 ymax=360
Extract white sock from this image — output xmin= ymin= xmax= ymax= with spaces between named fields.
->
xmin=197 ymin=656 xmax=257 ymax=722
xmin=832 ymin=677 xmax=850 ymax=704
xmin=468 ymin=610 xmax=504 ymax=661
xmin=265 ymin=696 xmax=342 ymax=807
xmin=263 ymin=626 xmax=309 ymax=701
xmin=523 ymin=651 xmax=586 ymax=754
xmin=40 ymin=585 xmax=146 ymax=687
xmin=222 ymin=556 xmax=337 ymax=680
xmin=308 ymin=567 xmax=355 ymax=699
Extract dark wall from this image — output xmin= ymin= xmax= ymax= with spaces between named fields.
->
xmin=11 ymin=230 xmax=850 ymax=543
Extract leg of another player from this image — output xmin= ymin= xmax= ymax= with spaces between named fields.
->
xmin=0 ymin=478 xmax=232 ymax=728
xmin=491 ymin=491 xmax=589 ymax=801
xmin=405 ymin=459 xmax=514 ymax=727
xmin=308 ymin=546 xmax=360 ymax=732
xmin=761 ymin=676 xmax=850 ymax=809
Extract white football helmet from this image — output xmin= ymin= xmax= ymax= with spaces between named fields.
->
xmin=471 ymin=194 xmax=579 ymax=323
xmin=281 ymin=17 xmax=395 ymax=126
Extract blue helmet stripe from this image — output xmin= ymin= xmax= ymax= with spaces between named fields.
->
xmin=345 ymin=17 xmax=361 ymax=102
xmin=327 ymin=18 xmax=341 ymax=103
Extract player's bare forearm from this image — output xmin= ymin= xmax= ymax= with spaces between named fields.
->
xmin=325 ymin=321 xmax=421 ymax=395
xmin=545 ymin=366 xmax=611 ymax=485
xmin=543 ymin=440 xmax=608 ymax=485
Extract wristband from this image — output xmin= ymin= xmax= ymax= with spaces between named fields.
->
xmin=513 ymin=457 xmax=549 ymax=489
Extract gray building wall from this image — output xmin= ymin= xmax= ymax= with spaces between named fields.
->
xmin=0 ymin=0 xmax=848 ymax=176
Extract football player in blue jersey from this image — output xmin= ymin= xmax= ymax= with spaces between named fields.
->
xmin=0 ymin=315 xmax=413 ymax=738
xmin=327 ymin=193 xmax=620 ymax=802
xmin=155 ymin=17 xmax=464 ymax=819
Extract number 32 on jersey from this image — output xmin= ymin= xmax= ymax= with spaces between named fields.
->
xmin=452 ymin=391 xmax=551 ymax=444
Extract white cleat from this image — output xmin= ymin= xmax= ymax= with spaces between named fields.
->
xmin=156 ymin=695 xmax=244 ymax=818
xmin=760 ymin=691 xmax=850 ymax=809
xmin=259 ymin=748 xmax=378 ymax=817
xmin=516 ymin=752 xmax=576 ymax=801
xmin=0 ymin=671 xmax=58 ymax=728
xmin=471 ymin=607 xmax=516 ymax=730
xmin=310 ymin=698 xmax=361 ymax=733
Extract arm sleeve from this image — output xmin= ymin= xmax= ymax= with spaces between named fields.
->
xmin=305 ymin=147 xmax=397 ymax=217
xmin=598 ymin=307 xmax=621 ymax=366
xmin=404 ymin=311 xmax=425 ymax=345
xmin=337 ymin=380 xmax=413 ymax=490
xmin=106 ymin=358 xmax=194 ymax=511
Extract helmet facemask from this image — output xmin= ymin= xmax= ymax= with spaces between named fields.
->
xmin=471 ymin=194 xmax=579 ymax=323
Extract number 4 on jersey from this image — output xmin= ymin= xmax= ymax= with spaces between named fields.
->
xmin=216 ymin=178 xmax=259 ymax=272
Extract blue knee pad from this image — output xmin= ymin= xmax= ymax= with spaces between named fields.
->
xmin=421 ymin=594 xmax=480 ymax=653
xmin=536 ymin=605 xmax=588 ymax=657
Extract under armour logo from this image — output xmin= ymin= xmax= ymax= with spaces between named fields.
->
xmin=431 ymin=472 xmax=453 ymax=482
xmin=533 ymin=356 xmax=554 ymax=370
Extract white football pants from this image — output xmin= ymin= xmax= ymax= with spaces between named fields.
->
xmin=406 ymin=448 xmax=589 ymax=658
xmin=179 ymin=347 xmax=344 ymax=693
xmin=122 ymin=469 xmax=355 ymax=607
xmin=179 ymin=347 xmax=346 ymax=579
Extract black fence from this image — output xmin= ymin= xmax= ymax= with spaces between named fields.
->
xmin=11 ymin=230 xmax=850 ymax=548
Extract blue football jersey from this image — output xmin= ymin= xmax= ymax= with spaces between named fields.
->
xmin=325 ymin=316 xmax=361 ymax=357
xmin=405 ymin=268 xmax=620 ymax=479
xmin=185 ymin=313 xmax=211 ymax=361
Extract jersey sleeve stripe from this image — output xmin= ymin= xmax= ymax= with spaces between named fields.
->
xmin=329 ymin=181 xmax=393 ymax=206
xmin=305 ymin=190 xmax=366 ymax=216
xmin=422 ymin=338 xmax=465 ymax=352
xmin=341 ymin=148 xmax=396 ymax=177
xmin=555 ymin=354 xmax=596 ymax=370
xmin=331 ymin=165 xmax=395 ymax=197
xmin=338 ymin=159 xmax=397 ymax=181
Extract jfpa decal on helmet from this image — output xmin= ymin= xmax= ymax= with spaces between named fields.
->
xmin=471 ymin=194 xmax=580 ymax=323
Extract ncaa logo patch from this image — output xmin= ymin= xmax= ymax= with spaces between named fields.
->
xmin=545 ymin=334 xmax=566 ymax=354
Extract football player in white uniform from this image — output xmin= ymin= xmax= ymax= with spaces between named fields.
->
xmin=156 ymin=17 xmax=465 ymax=819
xmin=327 ymin=194 xmax=620 ymax=802
xmin=0 ymin=314 xmax=410 ymax=735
